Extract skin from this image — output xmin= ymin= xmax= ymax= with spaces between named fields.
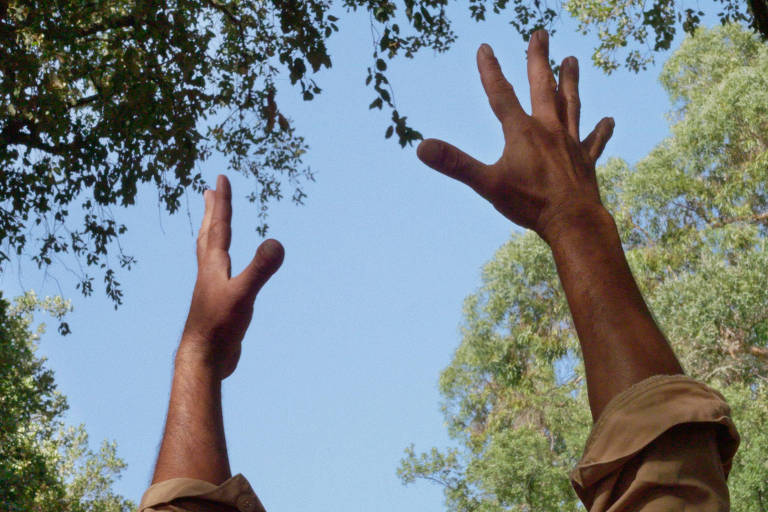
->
xmin=151 ymin=28 xmax=684 ymax=488
xmin=152 ymin=175 xmax=284 ymax=485
xmin=416 ymin=30 xmax=683 ymax=420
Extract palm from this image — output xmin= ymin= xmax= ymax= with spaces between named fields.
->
xmin=181 ymin=175 xmax=284 ymax=380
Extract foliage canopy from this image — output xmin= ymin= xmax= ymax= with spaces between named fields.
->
xmin=0 ymin=290 xmax=134 ymax=512
xmin=1 ymin=0 xmax=766 ymax=310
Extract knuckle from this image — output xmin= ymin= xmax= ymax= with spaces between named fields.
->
xmin=489 ymin=74 xmax=516 ymax=99
xmin=550 ymin=124 xmax=568 ymax=140
xmin=565 ymin=92 xmax=580 ymax=106
xmin=519 ymin=123 xmax=537 ymax=142
xmin=445 ymin=147 xmax=463 ymax=176
xmin=209 ymin=220 xmax=227 ymax=237
xmin=490 ymin=73 xmax=510 ymax=90
xmin=491 ymin=99 xmax=513 ymax=120
xmin=535 ymin=69 xmax=557 ymax=90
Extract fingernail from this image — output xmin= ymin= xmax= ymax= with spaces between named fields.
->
xmin=417 ymin=140 xmax=442 ymax=165
xmin=260 ymin=239 xmax=285 ymax=266
xmin=566 ymin=56 xmax=577 ymax=69
xmin=262 ymin=239 xmax=278 ymax=257
xmin=537 ymin=30 xmax=548 ymax=44
xmin=609 ymin=117 xmax=615 ymax=128
xmin=480 ymin=43 xmax=493 ymax=57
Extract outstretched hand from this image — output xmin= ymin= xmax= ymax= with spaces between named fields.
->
xmin=179 ymin=175 xmax=284 ymax=380
xmin=417 ymin=29 xmax=614 ymax=244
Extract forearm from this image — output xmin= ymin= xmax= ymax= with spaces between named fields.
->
xmin=152 ymin=342 xmax=231 ymax=485
xmin=544 ymin=204 xmax=683 ymax=420
xmin=149 ymin=177 xmax=283 ymax=487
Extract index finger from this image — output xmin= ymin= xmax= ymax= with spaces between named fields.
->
xmin=209 ymin=174 xmax=232 ymax=253
xmin=527 ymin=30 xmax=558 ymax=125
xmin=477 ymin=44 xmax=526 ymax=125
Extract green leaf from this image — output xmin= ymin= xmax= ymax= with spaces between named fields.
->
xmin=419 ymin=6 xmax=434 ymax=24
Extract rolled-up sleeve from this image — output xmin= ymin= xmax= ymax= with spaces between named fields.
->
xmin=570 ymin=374 xmax=740 ymax=512
xmin=138 ymin=473 xmax=266 ymax=512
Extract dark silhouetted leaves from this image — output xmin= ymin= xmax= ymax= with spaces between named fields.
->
xmin=1 ymin=1 xmax=764 ymax=309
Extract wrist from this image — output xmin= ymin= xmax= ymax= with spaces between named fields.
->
xmin=176 ymin=332 xmax=241 ymax=380
xmin=538 ymin=202 xmax=615 ymax=247
xmin=175 ymin=337 xmax=224 ymax=380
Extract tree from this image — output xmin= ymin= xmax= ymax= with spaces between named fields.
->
xmin=398 ymin=22 xmax=768 ymax=511
xmin=1 ymin=1 xmax=766 ymax=311
xmin=0 ymin=290 xmax=134 ymax=512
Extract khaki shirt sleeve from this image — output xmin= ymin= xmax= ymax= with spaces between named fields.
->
xmin=570 ymin=374 xmax=740 ymax=512
xmin=137 ymin=473 xmax=266 ymax=512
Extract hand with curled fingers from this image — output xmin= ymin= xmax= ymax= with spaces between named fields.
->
xmin=416 ymin=29 xmax=615 ymax=244
xmin=179 ymin=174 xmax=284 ymax=380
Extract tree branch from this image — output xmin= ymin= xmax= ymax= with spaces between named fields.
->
xmin=205 ymin=0 xmax=250 ymax=67
xmin=1 ymin=119 xmax=77 ymax=156
xmin=6 ymin=132 xmax=65 ymax=155
xmin=73 ymin=14 xmax=137 ymax=38
xmin=711 ymin=211 xmax=768 ymax=228
xmin=748 ymin=0 xmax=768 ymax=41
xmin=749 ymin=345 xmax=768 ymax=360
xmin=205 ymin=0 xmax=243 ymax=27
xmin=418 ymin=474 xmax=453 ymax=489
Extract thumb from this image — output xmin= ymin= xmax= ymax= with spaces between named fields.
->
xmin=417 ymin=138 xmax=490 ymax=193
xmin=582 ymin=117 xmax=615 ymax=163
xmin=237 ymin=238 xmax=285 ymax=299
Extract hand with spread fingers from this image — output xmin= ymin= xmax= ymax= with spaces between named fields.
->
xmin=411 ymin=31 xmax=739 ymax=512
xmin=179 ymin=174 xmax=284 ymax=380
xmin=416 ymin=29 xmax=614 ymax=244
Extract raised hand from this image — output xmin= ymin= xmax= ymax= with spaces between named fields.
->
xmin=179 ymin=174 xmax=284 ymax=380
xmin=416 ymin=29 xmax=615 ymax=244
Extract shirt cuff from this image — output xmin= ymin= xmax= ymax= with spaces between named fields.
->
xmin=138 ymin=473 xmax=266 ymax=512
xmin=569 ymin=374 xmax=740 ymax=510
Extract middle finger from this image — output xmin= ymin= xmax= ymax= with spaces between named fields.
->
xmin=557 ymin=56 xmax=581 ymax=140
xmin=527 ymin=30 xmax=558 ymax=125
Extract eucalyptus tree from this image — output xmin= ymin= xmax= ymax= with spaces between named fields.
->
xmin=399 ymin=22 xmax=768 ymax=511
xmin=0 ymin=291 xmax=134 ymax=512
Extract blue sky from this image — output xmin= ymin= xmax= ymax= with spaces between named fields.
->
xmin=1 ymin=4 xmax=718 ymax=511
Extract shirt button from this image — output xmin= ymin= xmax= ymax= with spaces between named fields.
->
xmin=236 ymin=494 xmax=257 ymax=512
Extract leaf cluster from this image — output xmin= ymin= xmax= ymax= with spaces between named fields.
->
xmin=0 ymin=0 xmax=326 ymax=307
xmin=2 ymin=0 xmax=765 ymax=311
xmin=0 ymin=290 xmax=134 ymax=512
